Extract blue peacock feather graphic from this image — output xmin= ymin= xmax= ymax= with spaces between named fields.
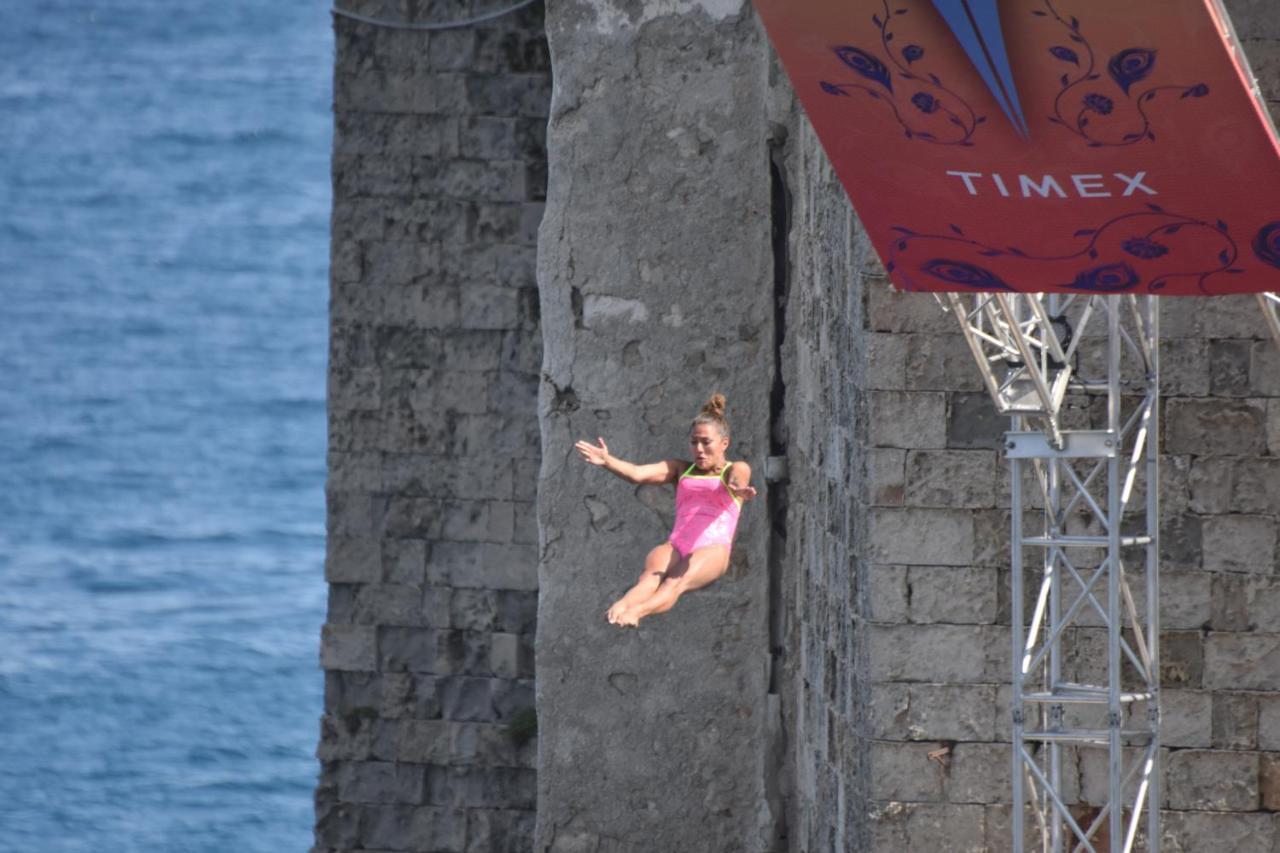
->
xmin=819 ymin=0 xmax=985 ymax=146
xmin=1034 ymin=0 xmax=1210 ymax=146
xmin=887 ymin=206 xmax=1243 ymax=294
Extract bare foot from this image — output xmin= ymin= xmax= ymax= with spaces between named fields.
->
xmin=615 ymin=608 xmax=641 ymax=628
xmin=606 ymin=600 xmax=628 ymax=624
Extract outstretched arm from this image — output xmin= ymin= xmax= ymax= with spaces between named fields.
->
xmin=726 ymin=461 xmax=758 ymax=502
xmin=574 ymin=437 xmax=681 ymax=485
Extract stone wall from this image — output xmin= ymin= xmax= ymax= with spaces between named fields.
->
xmin=315 ymin=3 xmax=550 ymax=851
xmin=534 ymin=3 xmax=780 ymax=851
xmin=772 ymin=112 xmax=872 ymax=852
xmin=781 ymin=2 xmax=1280 ymax=848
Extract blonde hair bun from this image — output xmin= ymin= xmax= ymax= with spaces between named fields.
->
xmin=700 ymin=393 xmax=726 ymax=419
xmin=692 ymin=393 xmax=730 ymax=438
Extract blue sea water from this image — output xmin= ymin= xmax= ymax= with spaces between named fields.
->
xmin=0 ymin=1 xmax=331 ymax=850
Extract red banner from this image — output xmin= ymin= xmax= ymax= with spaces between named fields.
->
xmin=755 ymin=0 xmax=1280 ymax=295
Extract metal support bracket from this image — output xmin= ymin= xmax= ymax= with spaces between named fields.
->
xmin=1260 ymin=292 xmax=1280 ymax=349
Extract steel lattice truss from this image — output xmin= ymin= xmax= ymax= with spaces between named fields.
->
xmin=940 ymin=294 xmax=1161 ymax=853
xmin=1261 ymin=293 xmax=1280 ymax=349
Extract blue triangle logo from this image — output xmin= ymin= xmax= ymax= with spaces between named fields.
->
xmin=929 ymin=0 xmax=1030 ymax=138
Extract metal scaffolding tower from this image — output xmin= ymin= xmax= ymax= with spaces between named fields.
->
xmin=941 ymin=293 xmax=1161 ymax=853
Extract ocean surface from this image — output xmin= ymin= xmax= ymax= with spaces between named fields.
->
xmin=0 ymin=1 xmax=331 ymax=850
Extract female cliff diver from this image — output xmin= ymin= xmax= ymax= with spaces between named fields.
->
xmin=574 ymin=393 xmax=756 ymax=627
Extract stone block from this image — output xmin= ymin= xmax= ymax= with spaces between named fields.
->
xmin=904 ymin=334 xmax=983 ymax=392
xmin=359 ymin=804 xmax=468 ymax=853
xmin=459 ymin=116 xmax=519 ymax=160
xmin=1201 ymin=515 xmax=1276 ymax=573
xmin=441 ymin=500 xmax=515 ymax=542
xmin=867 ymin=285 xmax=956 ymax=334
xmin=868 ymin=683 xmax=999 ymax=741
xmin=1253 ymin=339 xmax=1280 ymax=396
xmin=1160 ymin=338 xmax=1210 ymax=396
xmin=491 ymin=678 xmax=535 ymax=723
xmin=382 ymin=538 xmax=427 ymax=585
xmin=868 ymin=448 xmax=905 ymax=506
xmin=1210 ymin=339 xmax=1253 ymax=396
xmin=1213 ymin=693 xmax=1260 ymax=750
xmin=380 ymin=672 xmax=442 ymax=720
xmin=946 ymin=742 xmax=1009 ymax=804
xmin=1260 ymin=695 xmax=1280 ymax=750
xmin=333 ymin=153 xmax=416 ymax=200
xmin=473 ymin=25 xmax=551 ymax=75
xmin=1161 ymin=689 xmax=1212 ymax=748
xmin=1161 ymin=512 xmax=1203 ymax=571
xmin=1159 ymin=809 xmax=1279 ymax=853
xmin=867 ymin=565 xmax=910 ymax=623
xmin=465 ymin=808 xmax=537 ymax=853
xmin=353 ymin=584 xmax=426 ymax=627
xmin=947 ymin=391 xmax=1005 ymax=450
xmin=868 ymin=391 xmax=947 ymax=449
xmin=426 ymin=541 xmax=537 ymax=590
xmin=326 ymin=491 xmax=383 ymax=538
xmin=465 ymin=72 xmax=552 ymax=119
xmin=1205 ymin=633 xmax=1280 ymax=690
xmin=1164 ymin=398 xmax=1267 ymax=456
xmin=489 ymin=631 xmax=534 ymax=680
xmin=1159 ymin=631 xmax=1205 ymax=689
xmin=904 ymin=450 xmax=997 ymax=508
xmin=314 ymin=800 xmax=361 ymax=849
xmin=379 ymin=627 xmax=491 ymax=676
xmin=436 ymin=676 xmax=496 ymax=723
xmin=1269 ymin=400 xmax=1280 ymax=455
xmin=970 ymin=509 xmax=1011 ymax=568
xmin=867 ymin=332 xmax=906 ymax=390
xmin=328 ymin=451 xmax=382 ymax=494
xmin=906 ymin=566 xmax=998 ymax=624
xmin=1161 ymin=571 xmax=1212 ymax=630
xmin=1199 ymin=294 xmax=1271 ymax=338
xmin=866 ymin=624 xmax=988 ymax=682
xmin=425 ymin=766 xmax=537 ymax=809
xmin=321 ymin=624 xmax=378 ymax=672
xmin=379 ymin=282 xmax=461 ymax=329
xmin=502 ymin=329 xmax=542 ymax=377
xmin=316 ymin=712 xmax=379 ymax=761
xmin=1165 ymin=749 xmax=1259 ymax=810
xmin=1262 ymin=753 xmax=1280 ymax=811
xmin=868 ymin=741 xmax=946 ymax=801
xmin=493 ymin=590 xmax=537 ymax=634
xmin=869 ymin=802 xmax=987 ymax=852
xmin=1188 ymin=457 xmax=1235 ymax=514
xmin=428 ymin=29 xmax=476 ymax=71
xmin=325 ymin=670 xmax=382 ymax=717
xmin=868 ymin=508 xmax=974 ymax=566
xmin=382 ymin=456 xmax=513 ymax=501
xmin=335 ymin=760 xmax=425 ymax=804
xmin=327 ymin=536 xmax=382 ymax=584
xmin=1231 ymin=458 xmax=1280 ymax=514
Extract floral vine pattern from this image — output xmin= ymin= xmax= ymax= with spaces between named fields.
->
xmin=1035 ymin=0 xmax=1210 ymax=146
xmin=886 ymin=205 xmax=1242 ymax=294
xmin=819 ymin=0 xmax=985 ymax=145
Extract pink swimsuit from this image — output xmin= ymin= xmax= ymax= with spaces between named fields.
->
xmin=668 ymin=462 xmax=743 ymax=558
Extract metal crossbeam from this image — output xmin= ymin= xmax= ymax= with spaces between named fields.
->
xmin=1261 ymin=293 xmax=1280 ymax=349
xmin=941 ymin=294 xmax=1161 ymax=853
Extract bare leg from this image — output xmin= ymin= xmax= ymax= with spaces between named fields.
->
xmin=606 ymin=543 xmax=679 ymax=624
xmin=618 ymin=545 xmax=730 ymax=625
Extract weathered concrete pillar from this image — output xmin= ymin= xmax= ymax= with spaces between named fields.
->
xmin=535 ymin=3 xmax=780 ymax=851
